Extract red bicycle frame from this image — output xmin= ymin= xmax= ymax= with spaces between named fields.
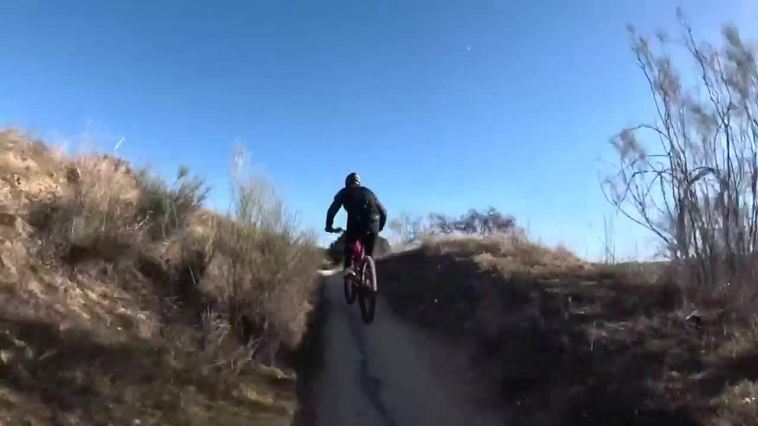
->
xmin=328 ymin=227 xmax=377 ymax=323
xmin=350 ymin=239 xmax=366 ymax=273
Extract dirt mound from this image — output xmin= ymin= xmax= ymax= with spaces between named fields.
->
xmin=378 ymin=237 xmax=754 ymax=425
xmin=421 ymin=234 xmax=588 ymax=278
xmin=0 ymin=130 xmax=308 ymax=425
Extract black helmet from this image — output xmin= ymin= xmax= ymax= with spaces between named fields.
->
xmin=345 ymin=172 xmax=361 ymax=187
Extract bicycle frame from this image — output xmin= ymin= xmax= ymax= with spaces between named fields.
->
xmin=329 ymin=227 xmax=377 ymax=323
xmin=349 ymin=239 xmax=366 ymax=283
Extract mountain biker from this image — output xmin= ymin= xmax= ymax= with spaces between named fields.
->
xmin=325 ymin=172 xmax=387 ymax=276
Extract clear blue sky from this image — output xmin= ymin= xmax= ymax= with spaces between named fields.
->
xmin=2 ymin=1 xmax=757 ymax=258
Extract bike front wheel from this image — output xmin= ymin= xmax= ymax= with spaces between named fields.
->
xmin=358 ymin=256 xmax=377 ymax=324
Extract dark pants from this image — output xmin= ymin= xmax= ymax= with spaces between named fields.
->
xmin=343 ymin=229 xmax=377 ymax=270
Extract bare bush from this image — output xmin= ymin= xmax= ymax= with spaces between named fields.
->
xmin=202 ymin=149 xmax=321 ymax=359
xmin=197 ymin=307 xmax=260 ymax=375
xmin=422 ymin=233 xmax=585 ymax=278
xmin=605 ymin=11 xmax=758 ymax=302
xmin=135 ymin=166 xmax=209 ymax=241
xmin=389 ymin=208 xmax=517 ymax=246
xmin=388 ymin=213 xmax=429 ymax=245
xmin=30 ymin=154 xmax=146 ymax=257
xmin=30 ymin=155 xmax=208 ymax=261
xmin=429 ymin=208 xmax=516 ymax=236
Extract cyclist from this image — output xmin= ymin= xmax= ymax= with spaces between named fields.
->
xmin=325 ymin=172 xmax=387 ymax=276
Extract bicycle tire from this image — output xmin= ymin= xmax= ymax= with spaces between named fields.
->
xmin=358 ymin=256 xmax=377 ymax=324
xmin=344 ymin=275 xmax=357 ymax=305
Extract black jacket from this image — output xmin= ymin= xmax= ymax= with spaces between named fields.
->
xmin=326 ymin=186 xmax=387 ymax=233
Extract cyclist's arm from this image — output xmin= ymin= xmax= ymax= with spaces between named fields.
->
xmin=325 ymin=190 xmax=344 ymax=230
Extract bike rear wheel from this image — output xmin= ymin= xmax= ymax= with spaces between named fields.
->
xmin=344 ymin=274 xmax=357 ymax=305
xmin=358 ymin=256 xmax=377 ymax=324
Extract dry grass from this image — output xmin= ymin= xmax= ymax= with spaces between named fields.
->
xmin=0 ymin=314 xmax=297 ymax=425
xmin=0 ymin=129 xmax=321 ymax=424
xmin=379 ymin=234 xmax=758 ymax=425
xmin=27 ymin=152 xmax=208 ymax=263
xmin=0 ymin=131 xmax=67 ymax=219
xmin=717 ymin=318 xmax=758 ymax=360
xmin=135 ymin=167 xmax=208 ymax=241
xmin=421 ymin=234 xmax=588 ymax=279
xmin=202 ymin=178 xmax=322 ymax=361
xmin=715 ymin=380 xmax=758 ymax=426
xmin=28 ymin=155 xmax=145 ymax=260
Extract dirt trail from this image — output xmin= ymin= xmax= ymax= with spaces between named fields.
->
xmin=300 ymin=274 xmax=504 ymax=426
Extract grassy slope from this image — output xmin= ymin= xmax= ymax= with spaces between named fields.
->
xmin=379 ymin=237 xmax=758 ymax=425
xmin=0 ymin=130 xmax=306 ymax=425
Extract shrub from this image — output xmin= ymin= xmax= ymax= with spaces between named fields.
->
xmin=388 ymin=213 xmax=429 ymax=245
xmin=27 ymin=144 xmax=320 ymax=365
xmin=30 ymin=154 xmax=145 ymax=258
xmin=429 ymin=208 xmax=516 ymax=236
xmin=201 ymin=152 xmax=321 ymax=361
xmin=30 ymin=156 xmax=208 ymax=261
xmin=389 ymin=208 xmax=517 ymax=247
xmin=135 ymin=166 xmax=209 ymax=241
xmin=605 ymin=11 xmax=758 ymax=301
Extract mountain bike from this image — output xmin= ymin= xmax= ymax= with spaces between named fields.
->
xmin=329 ymin=227 xmax=377 ymax=324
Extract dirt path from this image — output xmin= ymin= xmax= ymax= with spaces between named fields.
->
xmin=300 ymin=274 xmax=504 ymax=426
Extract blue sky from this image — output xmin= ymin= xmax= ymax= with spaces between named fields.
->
xmin=2 ymin=1 xmax=757 ymax=258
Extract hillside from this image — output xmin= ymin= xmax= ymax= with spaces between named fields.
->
xmin=0 ymin=130 xmax=320 ymax=425
xmin=379 ymin=236 xmax=758 ymax=425
xmin=5 ymin=127 xmax=758 ymax=425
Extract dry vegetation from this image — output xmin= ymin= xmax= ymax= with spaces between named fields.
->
xmin=3 ymin=9 xmax=758 ymax=426
xmin=0 ymin=129 xmax=322 ymax=424
xmin=605 ymin=12 xmax=758 ymax=308
xmin=377 ymin=14 xmax=758 ymax=426
xmin=379 ymin=234 xmax=758 ymax=425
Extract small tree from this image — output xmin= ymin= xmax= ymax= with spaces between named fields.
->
xmin=605 ymin=9 xmax=758 ymax=299
xmin=206 ymin=147 xmax=321 ymax=355
xmin=388 ymin=213 xmax=427 ymax=245
xmin=136 ymin=166 xmax=209 ymax=241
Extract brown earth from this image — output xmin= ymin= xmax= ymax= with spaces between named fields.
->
xmin=378 ymin=237 xmax=758 ymax=425
xmin=0 ymin=129 xmax=305 ymax=425
xmin=296 ymin=271 xmax=506 ymax=426
xmin=5 ymin=128 xmax=758 ymax=425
